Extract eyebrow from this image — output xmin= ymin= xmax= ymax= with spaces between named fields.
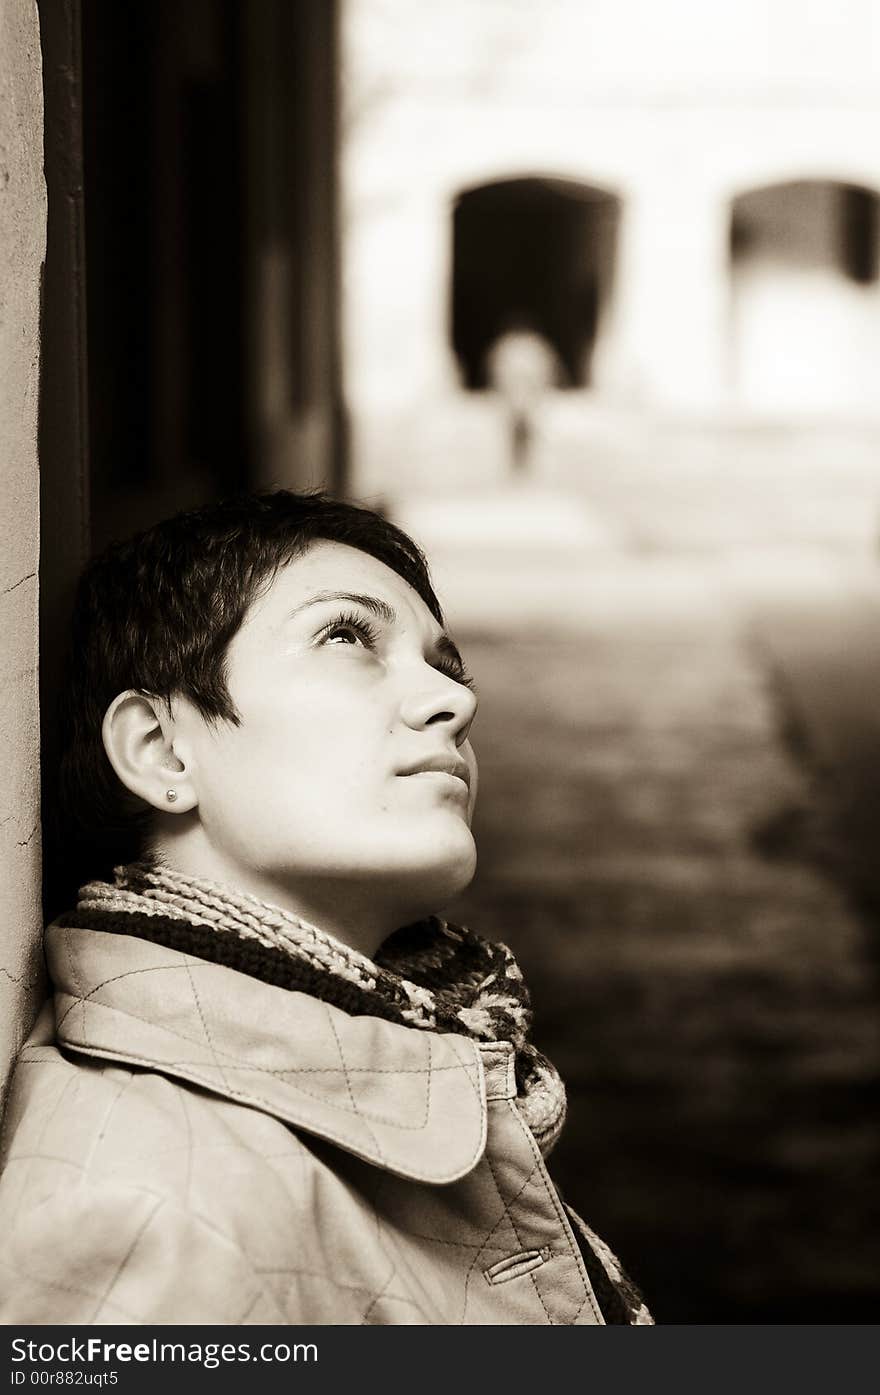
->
xmin=289 ymin=590 xmax=467 ymax=671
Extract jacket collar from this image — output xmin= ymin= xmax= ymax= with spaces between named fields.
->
xmin=46 ymin=923 xmax=487 ymax=1185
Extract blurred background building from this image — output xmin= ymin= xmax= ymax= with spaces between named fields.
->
xmin=2 ymin=0 xmax=879 ymax=1323
xmin=343 ymin=0 xmax=880 ymax=507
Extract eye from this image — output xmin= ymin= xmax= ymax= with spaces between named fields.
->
xmin=317 ymin=611 xmax=380 ymax=650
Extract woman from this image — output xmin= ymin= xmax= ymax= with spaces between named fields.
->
xmin=0 ymin=491 xmax=650 ymax=1325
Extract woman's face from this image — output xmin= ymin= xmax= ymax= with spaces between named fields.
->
xmin=172 ymin=540 xmax=478 ymax=928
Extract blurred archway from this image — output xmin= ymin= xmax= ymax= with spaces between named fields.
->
xmin=729 ymin=178 xmax=880 ymax=411
xmin=451 ymin=176 xmax=620 ymax=390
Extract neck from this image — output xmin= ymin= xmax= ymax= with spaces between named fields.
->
xmin=150 ymin=834 xmax=415 ymax=959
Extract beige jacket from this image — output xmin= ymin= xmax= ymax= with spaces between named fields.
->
xmin=0 ymin=923 xmax=606 ymax=1325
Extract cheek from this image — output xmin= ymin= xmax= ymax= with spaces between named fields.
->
xmin=201 ymin=700 xmax=379 ymax=812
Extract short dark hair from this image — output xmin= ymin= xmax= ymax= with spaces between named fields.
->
xmin=57 ymin=490 xmax=443 ymax=883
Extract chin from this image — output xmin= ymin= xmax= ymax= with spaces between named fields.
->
xmin=390 ymin=833 xmax=477 ymax=921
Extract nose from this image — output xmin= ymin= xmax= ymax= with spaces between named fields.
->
xmin=400 ymin=665 xmax=478 ymax=744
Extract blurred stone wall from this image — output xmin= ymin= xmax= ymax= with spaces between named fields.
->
xmin=0 ymin=0 xmax=47 ymax=1102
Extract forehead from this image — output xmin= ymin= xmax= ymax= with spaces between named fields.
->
xmin=244 ymin=539 xmax=439 ymax=632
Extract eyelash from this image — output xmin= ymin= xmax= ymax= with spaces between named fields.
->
xmin=320 ymin=610 xmax=380 ymax=647
xmin=318 ymin=610 xmax=476 ymax=691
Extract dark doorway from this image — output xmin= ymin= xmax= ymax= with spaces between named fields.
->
xmin=730 ymin=178 xmax=880 ymax=283
xmin=451 ymin=176 xmax=620 ymax=389
xmin=729 ymin=178 xmax=880 ymax=410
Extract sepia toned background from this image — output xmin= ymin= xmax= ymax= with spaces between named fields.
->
xmin=3 ymin=0 xmax=880 ymax=1321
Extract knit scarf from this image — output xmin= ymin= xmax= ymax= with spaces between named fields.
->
xmin=66 ymin=862 xmax=568 ymax=1157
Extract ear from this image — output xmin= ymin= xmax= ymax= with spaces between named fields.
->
xmin=101 ymin=691 xmax=198 ymax=814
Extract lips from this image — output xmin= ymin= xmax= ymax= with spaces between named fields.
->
xmin=398 ymin=754 xmax=471 ymax=789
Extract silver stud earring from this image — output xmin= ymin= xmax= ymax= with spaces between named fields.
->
xmin=165 ymin=789 xmax=178 ymax=803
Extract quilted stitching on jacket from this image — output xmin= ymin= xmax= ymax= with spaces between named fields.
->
xmin=0 ymin=928 xmax=603 ymax=1325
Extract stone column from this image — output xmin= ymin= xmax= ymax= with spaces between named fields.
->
xmin=0 ymin=0 xmax=47 ymax=1103
xmin=596 ymin=181 xmax=731 ymax=411
xmin=345 ymin=189 xmax=459 ymax=412
xmin=344 ymin=185 xmax=462 ymax=496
